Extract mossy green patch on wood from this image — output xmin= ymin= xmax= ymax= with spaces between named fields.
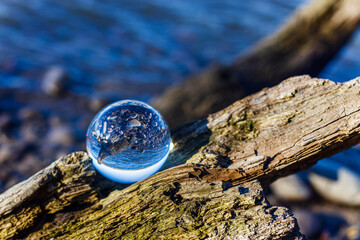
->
xmin=0 ymin=206 xmax=42 ymax=239
xmin=186 ymin=110 xmax=258 ymax=167
xmin=211 ymin=109 xmax=258 ymax=143
xmin=10 ymin=162 xmax=285 ymax=240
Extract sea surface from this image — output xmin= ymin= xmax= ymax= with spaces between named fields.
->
xmin=1 ymin=0 xmax=359 ymax=101
xmin=0 ymin=0 xmax=360 ymax=191
xmin=2 ymin=1 xmax=360 ymax=236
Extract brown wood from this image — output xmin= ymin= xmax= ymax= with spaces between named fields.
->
xmin=153 ymin=0 xmax=360 ymax=127
xmin=0 ymin=152 xmax=305 ymax=239
xmin=2 ymin=75 xmax=360 ymax=239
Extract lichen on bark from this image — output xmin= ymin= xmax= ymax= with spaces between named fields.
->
xmin=4 ymin=75 xmax=360 ymax=239
xmin=0 ymin=152 xmax=304 ymax=240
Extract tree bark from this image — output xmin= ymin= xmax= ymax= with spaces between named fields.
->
xmin=2 ymin=75 xmax=360 ymax=239
xmin=152 ymin=0 xmax=360 ymax=127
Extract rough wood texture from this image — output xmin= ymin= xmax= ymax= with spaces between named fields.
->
xmin=0 ymin=152 xmax=304 ymax=239
xmin=165 ymin=75 xmax=360 ymax=184
xmin=153 ymin=0 xmax=360 ymax=127
xmin=2 ymin=76 xmax=360 ymax=239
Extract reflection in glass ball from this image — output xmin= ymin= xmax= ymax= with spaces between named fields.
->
xmin=86 ymin=100 xmax=171 ymax=183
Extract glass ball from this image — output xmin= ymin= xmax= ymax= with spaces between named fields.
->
xmin=86 ymin=100 xmax=171 ymax=183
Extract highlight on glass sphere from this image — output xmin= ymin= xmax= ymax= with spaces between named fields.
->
xmin=86 ymin=99 xmax=171 ymax=183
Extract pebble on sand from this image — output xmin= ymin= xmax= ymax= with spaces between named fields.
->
xmin=270 ymin=174 xmax=312 ymax=202
xmin=309 ymin=158 xmax=360 ymax=207
xmin=42 ymin=66 xmax=69 ymax=97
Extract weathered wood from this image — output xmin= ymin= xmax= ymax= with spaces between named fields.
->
xmin=0 ymin=152 xmax=305 ymax=239
xmin=164 ymin=75 xmax=360 ymax=184
xmin=3 ymin=75 xmax=360 ymax=239
xmin=153 ymin=0 xmax=360 ymax=127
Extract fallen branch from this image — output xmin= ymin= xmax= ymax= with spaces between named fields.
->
xmin=2 ymin=75 xmax=360 ymax=239
xmin=153 ymin=0 xmax=360 ymax=127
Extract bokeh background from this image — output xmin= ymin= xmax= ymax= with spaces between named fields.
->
xmin=1 ymin=0 xmax=360 ymax=239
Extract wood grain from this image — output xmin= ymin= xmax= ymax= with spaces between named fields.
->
xmin=3 ymin=75 xmax=360 ymax=239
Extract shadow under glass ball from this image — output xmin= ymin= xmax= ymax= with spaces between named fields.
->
xmin=86 ymin=100 xmax=171 ymax=183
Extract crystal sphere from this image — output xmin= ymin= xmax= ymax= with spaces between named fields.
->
xmin=86 ymin=100 xmax=171 ymax=183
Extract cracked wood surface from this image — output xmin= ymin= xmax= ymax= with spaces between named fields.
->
xmin=0 ymin=152 xmax=305 ymax=240
xmin=2 ymin=75 xmax=360 ymax=239
xmin=165 ymin=75 xmax=360 ymax=185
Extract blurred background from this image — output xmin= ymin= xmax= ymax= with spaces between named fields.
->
xmin=1 ymin=0 xmax=360 ymax=239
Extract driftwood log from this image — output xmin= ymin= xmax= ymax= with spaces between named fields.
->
xmin=153 ymin=0 xmax=360 ymax=127
xmin=2 ymin=75 xmax=360 ymax=239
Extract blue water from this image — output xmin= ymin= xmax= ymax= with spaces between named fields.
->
xmin=0 ymin=0 xmax=360 ymax=190
xmin=0 ymin=0 xmax=309 ymax=99
xmin=1 ymin=0 xmax=358 ymax=100
xmin=319 ymin=27 xmax=360 ymax=81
